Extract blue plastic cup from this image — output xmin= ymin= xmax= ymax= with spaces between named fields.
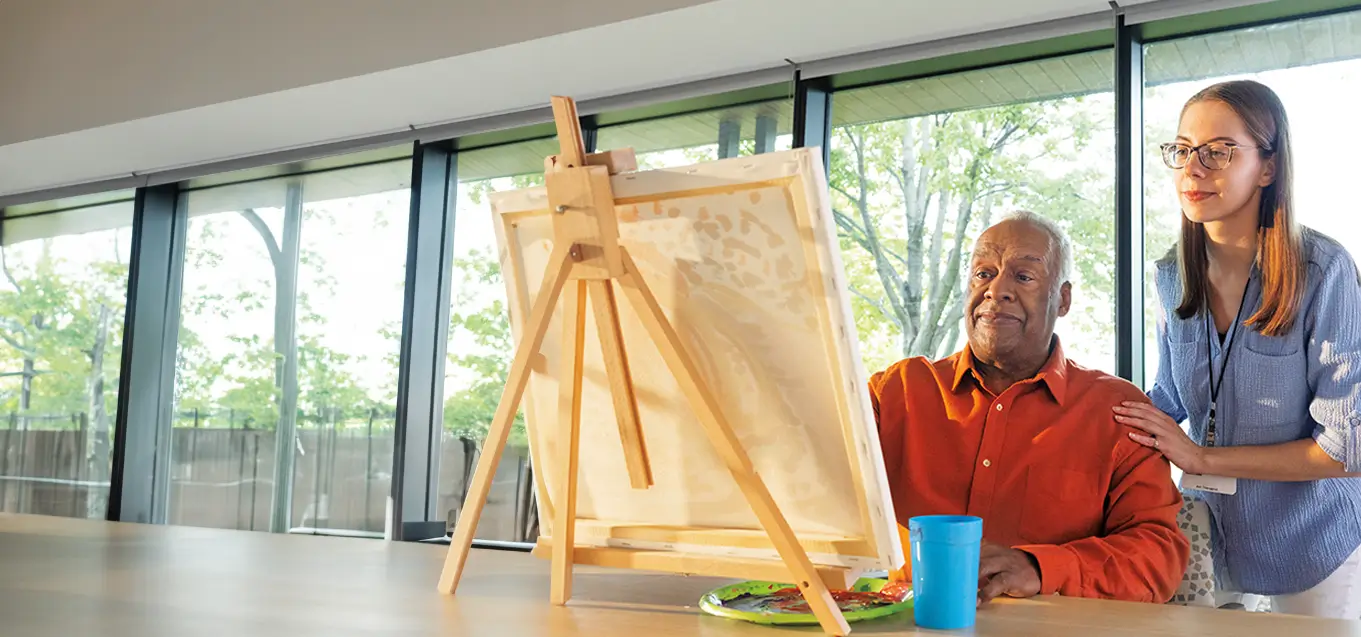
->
xmin=909 ymin=515 xmax=983 ymax=630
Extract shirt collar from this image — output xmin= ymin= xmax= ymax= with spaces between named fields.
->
xmin=951 ymin=336 xmax=1069 ymax=406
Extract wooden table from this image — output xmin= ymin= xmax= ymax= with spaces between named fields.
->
xmin=0 ymin=513 xmax=1355 ymax=637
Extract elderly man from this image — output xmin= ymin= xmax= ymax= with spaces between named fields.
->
xmin=871 ymin=211 xmax=1189 ymax=603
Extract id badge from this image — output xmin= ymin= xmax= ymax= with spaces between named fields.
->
xmin=1180 ymin=473 xmax=1237 ymax=495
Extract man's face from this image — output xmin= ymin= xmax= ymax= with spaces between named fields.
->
xmin=964 ymin=219 xmax=1071 ymax=367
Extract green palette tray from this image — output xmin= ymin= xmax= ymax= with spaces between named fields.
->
xmin=699 ymin=578 xmax=914 ymax=626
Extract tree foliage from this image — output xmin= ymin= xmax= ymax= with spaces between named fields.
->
xmin=439 ymin=176 xmax=544 ymax=446
xmin=173 ymin=206 xmax=391 ymax=430
xmin=1 ymin=205 xmax=393 ymax=434
xmin=0 ymin=231 xmax=128 ymax=515
xmin=442 ymin=250 xmax=527 ymax=446
xmin=830 ymin=97 xmax=1120 ymax=372
xmin=0 ymin=240 xmax=125 ymax=416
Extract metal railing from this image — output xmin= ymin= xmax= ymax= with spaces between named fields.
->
xmin=0 ymin=409 xmax=536 ymax=542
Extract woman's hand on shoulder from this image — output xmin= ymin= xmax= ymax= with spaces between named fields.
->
xmin=1113 ymin=401 xmax=1209 ymax=475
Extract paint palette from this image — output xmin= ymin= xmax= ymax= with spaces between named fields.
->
xmin=699 ymin=578 xmax=914 ymax=626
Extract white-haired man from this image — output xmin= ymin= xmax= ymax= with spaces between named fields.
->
xmin=871 ymin=212 xmax=1189 ymax=604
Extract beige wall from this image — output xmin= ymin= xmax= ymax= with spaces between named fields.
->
xmin=0 ymin=0 xmax=713 ymax=145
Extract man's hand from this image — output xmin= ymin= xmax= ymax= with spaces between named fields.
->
xmin=977 ymin=542 xmax=1041 ymax=603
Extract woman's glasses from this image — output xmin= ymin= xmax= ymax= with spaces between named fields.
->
xmin=1160 ymin=141 xmax=1267 ymax=170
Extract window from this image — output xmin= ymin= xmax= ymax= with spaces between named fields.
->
xmin=169 ymin=158 xmax=412 ymax=534
xmin=1142 ymin=10 xmax=1361 ymax=387
xmin=438 ymin=138 xmax=556 ymax=543
xmin=595 ymin=99 xmax=794 ymax=169
xmin=828 ymin=50 xmax=1118 ymax=376
xmin=0 ymin=194 xmax=134 ymax=519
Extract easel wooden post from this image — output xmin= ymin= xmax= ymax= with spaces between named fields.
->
xmin=437 ymin=96 xmax=853 ymax=636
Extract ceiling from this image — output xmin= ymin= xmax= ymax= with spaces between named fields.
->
xmin=0 ymin=0 xmax=1132 ymax=199
xmin=1 ymin=0 xmax=1312 ymax=201
xmin=0 ymin=0 xmax=716 ymax=147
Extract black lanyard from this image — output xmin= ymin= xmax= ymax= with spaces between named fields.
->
xmin=1203 ymin=276 xmax=1253 ymax=447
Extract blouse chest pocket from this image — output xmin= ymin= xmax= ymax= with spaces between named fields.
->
xmin=1231 ymin=345 xmax=1310 ymax=440
xmin=1239 ymin=326 xmax=1303 ymax=357
xmin=1018 ymin=466 xmax=1104 ymax=545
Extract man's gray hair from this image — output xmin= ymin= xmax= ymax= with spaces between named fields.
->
xmin=1000 ymin=210 xmax=1074 ymax=285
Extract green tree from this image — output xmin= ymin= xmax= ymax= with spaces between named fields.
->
xmin=439 ymin=176 xmax=544 ymax=447
xmin=212 ymin=334 xmax=282 ymax=428
xmin=0 ymin=230 xmax=128 ymax=517
xmin=1 ymin=244 xmax=83 ymax=415
xmin=442 ymin=250 xmax=526 ymax=447
xmin=176 ymin=199 xmax=379 ymax=431
xmin=830 ymin=97 xmax=1114 ymax=372
xmin=297 ymin=333 xmax=381 ymax=423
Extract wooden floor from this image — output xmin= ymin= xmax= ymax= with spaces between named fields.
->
xmin=1 ymin=513 xmax=1358 ymax=637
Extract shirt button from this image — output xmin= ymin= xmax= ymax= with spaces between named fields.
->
xmin=995 ymin=404 xmax=1004 ymax=412
xmin=982 ymin=459 xmax=992 ymax=467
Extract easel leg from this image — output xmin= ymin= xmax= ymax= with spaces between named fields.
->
xmin=438 ymin=247 xmax=575 ymax=595
xmin=551 ymin=280 xmax=588 ymax=605
xmin=614 ymin=249 xmax=851 ymax=637
xmin=587 ymin=279 xmax=651 ymax=489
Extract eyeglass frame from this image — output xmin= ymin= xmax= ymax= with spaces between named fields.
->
xmin=1159 ymin=141 xmax=1271 ymax=171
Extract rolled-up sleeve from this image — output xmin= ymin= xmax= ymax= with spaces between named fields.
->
xmin=1307 ymin=252 xmax=1361 ymax=472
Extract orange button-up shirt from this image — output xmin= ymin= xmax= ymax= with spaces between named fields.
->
xmin=870 ymin=339 xmax=1189 ymax=602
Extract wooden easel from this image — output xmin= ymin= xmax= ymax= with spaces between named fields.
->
xmin=437 ymin=96 xmax=853 ymax=636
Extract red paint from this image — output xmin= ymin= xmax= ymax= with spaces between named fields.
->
xmin=760 ymin=582 xmax=912 ymax=614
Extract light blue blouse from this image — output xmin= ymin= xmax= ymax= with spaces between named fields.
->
xmin=1148 ymin=228 xmax=1361 ymax=595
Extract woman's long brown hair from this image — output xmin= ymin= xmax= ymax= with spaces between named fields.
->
xmin=1175 ymin=80 xmax=1305 ymax=336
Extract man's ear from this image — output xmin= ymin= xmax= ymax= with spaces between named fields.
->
xmin=1057 ymin=281 xmax=1072 ymax=318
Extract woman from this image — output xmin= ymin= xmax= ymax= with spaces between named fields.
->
xmin=1113 ymin=79 xmax=1361 ymax=617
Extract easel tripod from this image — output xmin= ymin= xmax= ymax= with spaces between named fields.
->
xmin=437 ymin=96 xmax=854 ymax=636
